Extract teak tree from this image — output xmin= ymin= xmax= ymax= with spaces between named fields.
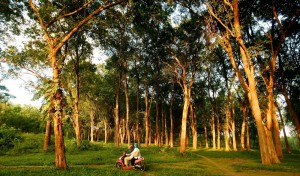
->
xmin=206 ymin=0 xmax=281 ymax=164
xmin=28 ymin=0 xmax=126 ymax=169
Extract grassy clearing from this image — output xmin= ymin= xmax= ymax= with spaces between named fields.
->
xmin=0 ymin=134 xmax=299 ymax=176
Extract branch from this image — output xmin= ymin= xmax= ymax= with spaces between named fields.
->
xmin=54 ymin=0 xmax=126 ymax=53
xmin=28 ymin=0 xmax=52 ymax=46
xmin=224 ymin=0 xmax=233 ymax=11
xmin=206 ymin=3 xmax=234 ymax=37
xmin=45 ymin=0 xmax=95 ymax=28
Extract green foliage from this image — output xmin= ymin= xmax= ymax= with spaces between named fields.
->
xmin=0 ymin=124 xmax=22 ymax=152
xmin=0 ymin=103 xmax=43 ymax=133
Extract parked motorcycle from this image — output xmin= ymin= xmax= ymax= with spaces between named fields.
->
xmin=115 ymin=151 xmax=145 ymax=171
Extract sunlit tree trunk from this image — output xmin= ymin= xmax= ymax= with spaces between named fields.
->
xmin=73 ymin=54 xmax=81 ymax=146
xmin=43 ymin=118 xmax=51 ymax=152
xmin=144 ymin=81 xmax=150 ymax=147
xmin=164 ymin=109 xmax=169 ymax=146
xmin=123 ymin=60 xmax=131 ymax=147
xmin=90 ymin=108 xmax=94 ymax=142
xmin=161 ymin=107 xmax=165 ymax=146
xmin=204 ymin=121 xmax=209 ymax=149
xmin=241 ymin=106 xmax=247 ymax=151
xmin=225 ymin=107 xmax=230 ymax=151
xmin=211 ymin=105 xmax=216 ymax=149
xmin=282 ymin=87 xmax=300 ymax=144
xmin=190 ymin=105 xmax=197 ymax=149
xmin=155 ymin=87 xmax=160 ymax=146
xmin=217 ymin=113 xmax=220 ymax=150
xmin=276 ymin=103 xmax=291 ymax=154
xmin=104 ymin=119 xmax=108 ymax=144
xmin=114 ymin=64 xmax=122 ymax=147
xmin=180 ymin=82 xmax=191 ymax=153
xmin=169 ymin=92 xmax=174 ymax=148
xmin=136 ymin=77 xmax=140 ymax=146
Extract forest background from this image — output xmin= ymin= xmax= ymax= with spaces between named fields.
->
xmin=0 ymin=0 xmax=299 ymax=173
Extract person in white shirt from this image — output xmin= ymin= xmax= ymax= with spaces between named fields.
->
xmin=124 ymin=143 xmax=141 ymax=167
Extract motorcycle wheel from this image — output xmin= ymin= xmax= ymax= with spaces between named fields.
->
xmin=115 ymin=162 xmax=122 ymax=170
xmin=139 ymin=161 xmax=145 ymax=171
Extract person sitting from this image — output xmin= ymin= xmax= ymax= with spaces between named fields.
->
xmin=124 ymin=143 xmax=141 ymax=167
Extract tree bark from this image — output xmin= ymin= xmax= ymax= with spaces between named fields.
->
xmin=43 ymin=119 xmax=51 ymax=152
xmin=276 ymin=102 xmax=291 ymax=154
xmin=123 ymin=60 xmax=130 ymax=147
xmin=179 ymin=83 xmax=191 ymax=153
xmin=169 ymin=92 xmax=174 ymax=148
xmin=90 ymin=108 xmax=94 ymax=142
xmin=144 ymin=80 xmax=150 ymax=147
xmin=241 ymin=106 xmax=247 ymax=151
xmin=114 ymin=64 xmax=122 ymax=147
xmin=190 ymin=105 xmax=197 ymax=149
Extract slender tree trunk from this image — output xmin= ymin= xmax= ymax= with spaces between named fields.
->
xmin=164 ymin=109 xmax=169 ymax=146
xmin=229 ymin=91 xmax=237 ymax=151
xmin=44 ymin=119 xmax=51 ymax=152
xmin=136 ymin=78 xmax=140 ymax=146
xmin=246 ymin=118 xmax=250 ymax=150
xmin=73 ymin=55 xmax=81 ymax=147
xmin=161 ymin=107 xmax=165 ymax=146
xmin=276 ymin=102 xmax=291 ymax=154
xmin=225 ymin=107 xmax=230 ymax=151
xmin=90 ymin=108 xmax=94 ymax=142
xmin=190 ymin=105 xmax=197 ymax=149
xmin=241 ymin=106 xmax=247 ymax=151
xmin=155 ymin=90 xmax=160 ymax=146
xmin=179 ymin=84 xmax=191 ymax=153
xmin=204 ymin=122 xmax=209 ymax=149
xmin=114 ymin=64 xmax=122 ymax=147
xmin=282 ymin=87 xmax=300 ymax=144
xmin=144 ymin=81 xmax=150 ymax=147
xmin=169 ymin=92 xmax=174 ymax=148
xmin=104 ymin=120 xmax=108 ymax=144
xmin=217 ymin=113 xmax=220 ymax=150
xmin=123 ymin=60 xmax=130 ymax=147
xmin=211 ymin=105 xmax=216 ymax=149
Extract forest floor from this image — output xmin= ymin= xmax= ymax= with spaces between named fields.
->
xmin=0 ymin=142 xmax=299 ymax=176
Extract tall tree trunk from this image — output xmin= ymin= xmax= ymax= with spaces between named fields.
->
xmin=169 ymin=92 xmax=174 ymax=148
xmin=204 ymin=122 xmax=209 ymax=149
xmin=190 ymin=105 xmax=197 ymax=149
xmin=241 ymin=106 xmax=247 ymax=151
xmin=217 ymin=113 xmax=220 ymax=150
xmin=104 ymin=120 xmax=108 ymax=144
xmin=73 ymin=55 xmax=81 ymax=147
xmin=136 ymin=79 xmax=140 ymax=146
xmin=246 ymin=118 xmax=250 ymax=151
xmin=161 ymin=107 xmax=165 ymax=146
xmin=276 ymin=102 xmax=291 ymax=154
xmin=229 ymin=91 xmax=237 ymax=151
xmin=225 ymin=107 xmax=231 ymax=151
xmin=179 ymin=84 xmax=191 ymax=153
xmin=90 ymin=108 xmax=94 ymax=142
xmin=282 ymin=87 xmax=300 ymax=143
xmin=43 ymin=118 xmax=51 ymax=152
xmin=144 ymin=81 xmax=150 ymax=147
xmin=114 ymin=64 xmax=122 ymax=147
xmin=164 ymin=108 xmax=169 ymax=146
xmin=211 ymin=105 xmax=216 ymax=149
xmin=52 ymin=54 xmax=67 ymax=169
xmin=155 ymin=89 xmax=160 ymax=146
xmin=123 ymin=60 xmax=130 ymax=147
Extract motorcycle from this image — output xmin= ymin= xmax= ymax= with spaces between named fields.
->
xmin=115 ymin=151 xmax=145 ymax=171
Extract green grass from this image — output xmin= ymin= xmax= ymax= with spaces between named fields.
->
xmin=0 ymin=134 xmax=299 ymax=176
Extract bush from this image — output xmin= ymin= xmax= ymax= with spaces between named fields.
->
xmin=0 ymin=124 xmax=22 ymax=152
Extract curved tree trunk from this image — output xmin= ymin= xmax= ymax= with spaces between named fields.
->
xmin=114 ymin=64 xmax=122 ymax=147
